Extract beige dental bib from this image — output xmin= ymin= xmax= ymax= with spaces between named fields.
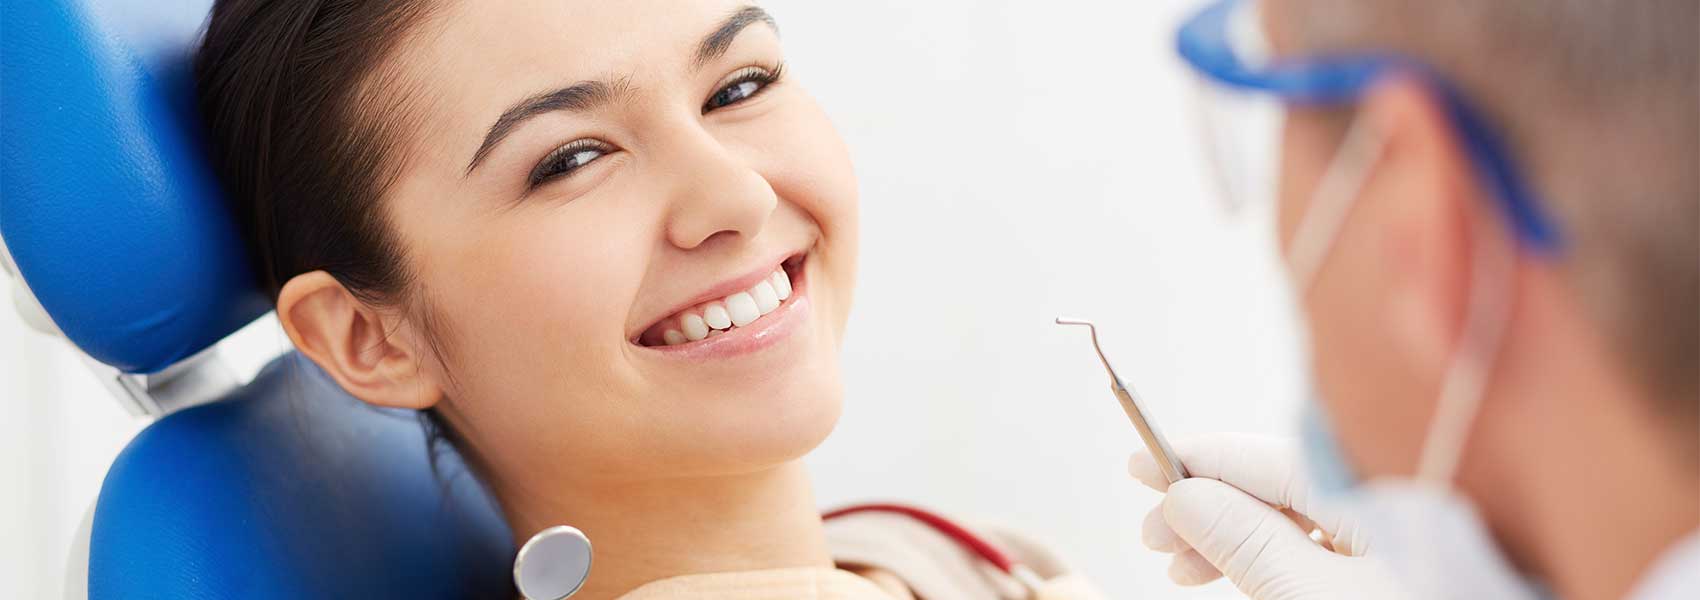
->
xmin=615 ymin=510 xmax=1105 ymax=600
xmin=617 ymin=567 xmax=897 ymax=599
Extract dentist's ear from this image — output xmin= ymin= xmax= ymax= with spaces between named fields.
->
xmin=1357 ymin=76 xmax=1486 ymax=379
xmin=276 ymin=271 xmax=443 ymax=411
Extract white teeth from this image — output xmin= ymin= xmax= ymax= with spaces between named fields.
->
xmin=663 ymin=329 xmax=688 ymax=346
xmin=726 ymin=292 xmax=760 ymax=327
xmin=751 ymin=281 xmax=780 ymax=314
xmin=681 ymin=313 xmax=709 ymax=341
xmin=703 ymin=303 xmax=732 ymax=330
xmin=647 ymin=265 xmax=801 ymax=347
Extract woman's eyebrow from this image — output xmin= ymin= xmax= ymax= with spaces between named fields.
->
xmin=695 ymin=6 xmax=778 ymax=68
xmin=465 ymin=79 xmax=626 ymax=175
xmin=464 ymin=6 xmax=779 ymax=176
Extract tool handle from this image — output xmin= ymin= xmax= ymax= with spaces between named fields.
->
xmin=1112 ymin=384 xmax=1189 ymax=484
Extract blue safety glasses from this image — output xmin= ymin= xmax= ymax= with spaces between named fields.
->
xmin=1175 ymin=0 xmax=1565 ymax=254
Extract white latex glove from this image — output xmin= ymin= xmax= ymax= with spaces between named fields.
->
xmin=1128 ymin=434 xmax=1409 ymax=600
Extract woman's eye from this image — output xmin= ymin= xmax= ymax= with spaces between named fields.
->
xmin=529 ymin=140 xmax=613 ymax=187
xmin=703 ymin=64 xmax=784 ymax=113
xmin=709 ymin=80 xmax=763 ymax=109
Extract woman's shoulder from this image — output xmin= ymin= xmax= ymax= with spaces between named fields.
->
xmin=823 ymin=506 xmax=1106 ymax=600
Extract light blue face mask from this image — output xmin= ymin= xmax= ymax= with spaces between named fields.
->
xmin=1299 ymin=398 xmax=1359 ymax=498
xmin=1298 ymin=395 xmax=1555 ymax=600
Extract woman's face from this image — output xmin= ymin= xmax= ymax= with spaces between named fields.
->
xmin=379 ymin=0 xmax=858 ymax=491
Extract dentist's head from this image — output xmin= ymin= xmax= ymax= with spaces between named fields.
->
xmin=1263 ymin=0 xmax=1695 ymax=597
xmin=197 ymin=0 xmax=858 ymax=544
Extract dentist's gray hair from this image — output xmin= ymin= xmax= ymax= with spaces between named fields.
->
xmin=1281 ymin=0 xmax=1698 ymax=417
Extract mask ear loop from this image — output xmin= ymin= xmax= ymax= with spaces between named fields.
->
xmin=1287 ymin=116 xmax=1391 ymax=292
xmin=1397 ymin=176 xmax=1531 ymax=600
xmin=1286 ymin=106 xmax=1517 ymax=489
xmin=1414 ymin=201 xmax=1518 ymax=486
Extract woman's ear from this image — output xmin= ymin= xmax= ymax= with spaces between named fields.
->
xmin=276 ymin=271 xmax=443 ymax=410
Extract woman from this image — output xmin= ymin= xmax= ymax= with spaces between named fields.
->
xmin=196 ymin=1 xmax=1100 ymax=598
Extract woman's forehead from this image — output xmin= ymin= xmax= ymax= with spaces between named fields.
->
xmin=385 ymin=0 xmax=773 ymax=174
xmin=415 ymin=0 xmax=760 ymax=79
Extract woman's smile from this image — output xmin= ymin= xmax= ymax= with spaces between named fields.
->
xmin=632 ymin=251 xmax=810 ymax=359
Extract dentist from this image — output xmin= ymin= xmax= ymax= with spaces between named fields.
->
xmin=1129 ymin=1 xmax=1698 ymax=599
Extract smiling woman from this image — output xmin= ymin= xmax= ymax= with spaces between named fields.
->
xmin=194 ymin=1 xmax=1099 ymax=599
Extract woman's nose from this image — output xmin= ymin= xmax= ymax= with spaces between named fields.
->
xmin=662 ymin=131 xmax=779 ymax=251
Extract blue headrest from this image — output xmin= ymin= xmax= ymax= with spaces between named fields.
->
xmin=5 ymin=3 xmax=517 ymax=595
xmin=90 ymin=352 xmax=515 ymax=599
xmin=1 ymin=0 xmax=270 ymax=374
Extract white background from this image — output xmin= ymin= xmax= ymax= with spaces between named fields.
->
xmin=1 ymin=1 xmax=1306 ymax=598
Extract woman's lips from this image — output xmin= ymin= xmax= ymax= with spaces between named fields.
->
xmin=634 ymin=255 xmax=802 ymax=346
xmin=642 ymin=290 xmax=810 ymax=360
xmin=633 ymin=258 xmax=810 ymax=360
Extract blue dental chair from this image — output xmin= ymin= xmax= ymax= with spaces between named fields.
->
xmin=2 ymin=1 xmax=514 ymax=597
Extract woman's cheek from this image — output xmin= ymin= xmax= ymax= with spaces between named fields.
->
xmin=766 ymin=99 xmax=859 ymax=320
xmin=442 ymin=211 xmax=644 ymax=373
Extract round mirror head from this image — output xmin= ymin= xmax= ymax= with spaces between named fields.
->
xmin=514 ymin=525 xmax=593 ymax=600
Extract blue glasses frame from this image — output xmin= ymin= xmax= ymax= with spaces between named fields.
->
xmin=1176 ymin=0 xmax=1564 ymax=254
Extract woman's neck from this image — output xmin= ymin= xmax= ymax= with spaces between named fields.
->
xmin=503 ymin=460 xmax=832 ymax=599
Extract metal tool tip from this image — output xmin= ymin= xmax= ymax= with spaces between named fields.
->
xmin=1054 ymin=317 xmax=1093 ymax=327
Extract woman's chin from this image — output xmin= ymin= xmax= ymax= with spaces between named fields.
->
xmin=632 ymin=292 xmax=849 ymax=474
xmin=656 ymin=367 xmax=845 ymax=477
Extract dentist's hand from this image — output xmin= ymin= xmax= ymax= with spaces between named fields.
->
xmin=1128 ymin=434 xmax=1407 ymax=600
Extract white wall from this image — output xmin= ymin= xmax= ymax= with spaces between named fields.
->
xmin=1 ymin=294 xmax=143 ymax=600
xmin=3 ymin=2 xmax=1306 ymax=598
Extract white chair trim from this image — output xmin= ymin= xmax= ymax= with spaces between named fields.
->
xmin=64 ymin=501 xmax=94 ymax=600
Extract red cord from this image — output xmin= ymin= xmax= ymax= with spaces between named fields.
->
xmin=822 ymin=503 xmax=1019 ymax=574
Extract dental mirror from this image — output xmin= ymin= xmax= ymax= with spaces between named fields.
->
xmin=514 ymin=525 xmax=593 ymax=600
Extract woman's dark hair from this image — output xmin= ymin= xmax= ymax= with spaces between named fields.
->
xmin=197 ymin=0 xmax=428 ymax=303
xmin=196 ymin=0 xmax=469 ymax=468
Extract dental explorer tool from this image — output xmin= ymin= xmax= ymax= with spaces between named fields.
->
xmin=1055 ymin=318 xmax=1190 ymax=484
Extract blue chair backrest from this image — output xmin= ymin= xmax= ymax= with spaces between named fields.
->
xmin=1 ymin=1 xmax=514 ymax=597
xmin=1 ymin=0 xmax=266 ymax=374
xmin=92 ymin=353 xmax=514 ymax=598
